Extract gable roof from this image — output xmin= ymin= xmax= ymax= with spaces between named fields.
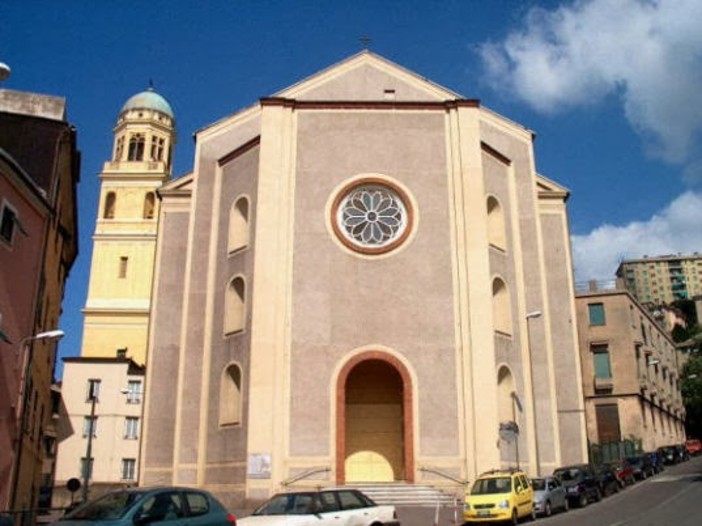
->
xmin=275 ymin=50 xmax=462 ymax=102
xmin=197 ymin=50 xmax=466 ymax=138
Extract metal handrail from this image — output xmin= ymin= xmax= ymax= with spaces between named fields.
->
xmin=280 ymin=467 xmax=331 ymax=487
xmin=419 ymin=466 xmax=469 ymax=486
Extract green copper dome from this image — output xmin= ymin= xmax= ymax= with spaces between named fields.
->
xmin=121 ymin=87 xmax=174 ymax=118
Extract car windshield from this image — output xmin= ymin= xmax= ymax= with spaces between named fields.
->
xmin=531 ymin=479 xmax=546 ymax=491
xmin=64 ymin=491 xmax=143 ymax=520
xmin=471 ymin=477 xmax=512 ymax=495
xmin=253 ymin=493 xmax=315 ymax=515
xmin=626 ymin=457 xmax=642 ymax=466
xmin=554 ymin=468 xmax=582 ymax=481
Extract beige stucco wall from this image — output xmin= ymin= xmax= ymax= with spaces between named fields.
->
xmin=140 ymin=53 xmax=587 ymax=508
xmin=576 ymin=290 xmax=685 ymax=452
xmin=54 ymin=360 xmax=143 ymax=505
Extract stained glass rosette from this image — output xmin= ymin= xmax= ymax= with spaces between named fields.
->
xmin=335 ymin=183 xmax=409 ymax=252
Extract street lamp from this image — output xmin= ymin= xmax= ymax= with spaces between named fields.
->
xmin=0 ymin=62 xmax=10 ymax=81
xmin=525 ymin=310 xmax=542 ymax=475
xmin=9 ymin=329 xmax=65 ymax=514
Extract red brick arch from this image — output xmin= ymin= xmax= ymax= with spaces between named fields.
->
xmin=335 ymin=351 xmax=414 ymax=483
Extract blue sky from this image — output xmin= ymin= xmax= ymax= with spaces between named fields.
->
xmin=2 ymin=1 xmax=701 ymax=375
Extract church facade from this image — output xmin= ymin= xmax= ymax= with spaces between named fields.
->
xmin=140 ymin=52 xmax=587 ymax=507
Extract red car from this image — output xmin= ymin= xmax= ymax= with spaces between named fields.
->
xmin=685 ymin=438 xmax=702 ymax=456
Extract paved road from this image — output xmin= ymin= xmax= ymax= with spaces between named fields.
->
xmin=396 ymin=456 xmax=702 ymax=526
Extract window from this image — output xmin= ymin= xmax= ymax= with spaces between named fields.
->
xmin=0 ymin=207 xmax=14 ymax=244
xmin=119 ymin=256 xmax=128 ymax=279
xmin=126 ymin=380 xmax=142 ymax=404
xmin=220 ymin=364 xmax=243 ymax=426
xmin=338 ymin=491 xmax=366 ymax=510
xmin=80 ymin=457 xmax=94 ymax=480
xmin=184 ymin=492 xmax=209 ymax=517
xmin=143 ymin=192 xmax=155 ymax=219
xmin=592 ymin=345 xmax=612 ymax=379
xmin=150 ymin=136 xmax=165 ymax=161
xmin=121 ymin=458 xmax=136 ymax=480
xmin=124 ymin=417 xmax=139 ymax=439
xmin=492 ymin=277 xmax=512 ymax=335
xmin=588 ymin=303 xmax=606 ymax=325
xmin=228 ymin=197 xmax=250 ymax=253
xmin=115 ymin=136 xmax=125 ymax=161
xmin=497 ymin=366 xmax=515 ymax=425
xmin=87 ymin=379 xmax=101 ymax=401
xmin=103 ymin=192 xmax=116 ymax=219
xmin=1 ymin=202 xmax=20 ymax=245
xmin=83 ymin=416 xmax=97 ymax=438
xmin=486 ymin=195 xmax=506 ymax=250
xmin=331 ymin=178 xmax=413 ymax=255
xmin=224 ymin=276 xmax=245 ymax=334
xmin=127 ymin=133 xmax=145 ymax=161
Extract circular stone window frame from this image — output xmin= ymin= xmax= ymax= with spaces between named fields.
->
xmin=327 ymin=174 xmax=418 ymax=257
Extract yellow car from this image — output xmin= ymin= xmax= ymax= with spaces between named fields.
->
xmin=464 ymin=469 xmax=535 ymax=525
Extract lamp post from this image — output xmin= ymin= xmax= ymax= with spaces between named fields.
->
xmin=525 ymin=310 xmax=542 ymax=476
xmin=9 ymin=329 xmax=65 ymax=516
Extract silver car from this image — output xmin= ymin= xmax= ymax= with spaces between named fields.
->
xmin=532 ymin=476 xmax=569 ymax=517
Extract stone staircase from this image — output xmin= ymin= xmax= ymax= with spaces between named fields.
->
xmin=334 ymin=482 xmax=464 ymax=508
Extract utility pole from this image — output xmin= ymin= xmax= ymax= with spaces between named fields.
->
xmin=82 ymin=383 xmax=98 ymax=502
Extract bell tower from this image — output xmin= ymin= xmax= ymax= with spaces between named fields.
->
xmin=81 ymin=87 xmax=176 ymax=364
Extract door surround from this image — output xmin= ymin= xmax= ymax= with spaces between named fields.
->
xmin=335 ymin=350 xmax=414 ymax=484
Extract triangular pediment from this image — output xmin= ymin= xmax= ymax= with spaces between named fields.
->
xmin=536 ymin=173 xmax=570 ymax=199
xmin=159 ymin=172 xmax=194 ymax=194
xmin=276 ymin=50 xmax=462 ymax=102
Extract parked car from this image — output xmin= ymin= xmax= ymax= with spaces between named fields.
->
xmin=685 ymin=438 xmax=702 ymax=456
xmin=626 ymin=455 xmax=656 ymax=480
xmin=593 ymin=464 xmax=620 ymax=496
xmin=674 ymin=444 xmax=690 ymax=462
xmin=553 ymin=464 xmax=601 ymax=508
xmin=532 ymin=476 xmax=569 ymax=517
xmin=52 ymin=487 xmax=236 ymax=526
xmin=658 ymin=445 xmax=679 ymax=465
xmin=464 ymin=468 xmax=534 ymax=524
xmin=646 ymin=451 xmax=665 ymax=473
xmin=239 ymin=489 xmax=399 ymax=526
xmin=606 ymin=459 xmax=636 ymax=488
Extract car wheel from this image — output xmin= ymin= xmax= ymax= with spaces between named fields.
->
xmin=544 ymin=501 xmax=552 ymax=517
xmin=510 ymin=509 xmax=518 ymax=526
xmin=594 ymin=488 xmax=602 ymax=502
xmin=579 ymin=493 xmax=588 ymax=508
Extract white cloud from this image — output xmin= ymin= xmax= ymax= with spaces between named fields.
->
xmin=571 ymin=191 xmax=702 ymax=282
xmin=480 ymin=0 xmax=702 ymax=165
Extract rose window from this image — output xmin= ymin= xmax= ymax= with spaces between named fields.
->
xmin=333 ymin=181 xmax=411 ymax=254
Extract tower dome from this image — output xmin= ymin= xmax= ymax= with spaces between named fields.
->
xmin=121 ymin=87 xmax=174 ymax=118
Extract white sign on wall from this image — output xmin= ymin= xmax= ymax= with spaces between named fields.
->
xmin=247 ymin=453 xmax=272 ymax=479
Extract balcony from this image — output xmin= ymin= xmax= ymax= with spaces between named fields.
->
xmin=594 ymin=376 xmax=614 ymax=391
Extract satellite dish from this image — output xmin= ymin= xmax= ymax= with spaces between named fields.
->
xmin=0 ymin=62 xmax=10 ymax=81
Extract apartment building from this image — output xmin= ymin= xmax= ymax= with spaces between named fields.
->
xmin=53 ymin=356 xmax=144 ymax=506
xmin=1 ymin=88 xmax=79 ymax=516
xmin=616 ymin=254 xmax=702 ymax=304
xmin=576 ymin=287 xmax=686 ymax=452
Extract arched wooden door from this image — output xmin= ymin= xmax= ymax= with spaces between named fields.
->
xmin=336 ymin=352 xmax=414 ymax=483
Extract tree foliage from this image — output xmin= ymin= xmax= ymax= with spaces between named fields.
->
xmin=682 ymin=352 xmax=702 ymax=438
